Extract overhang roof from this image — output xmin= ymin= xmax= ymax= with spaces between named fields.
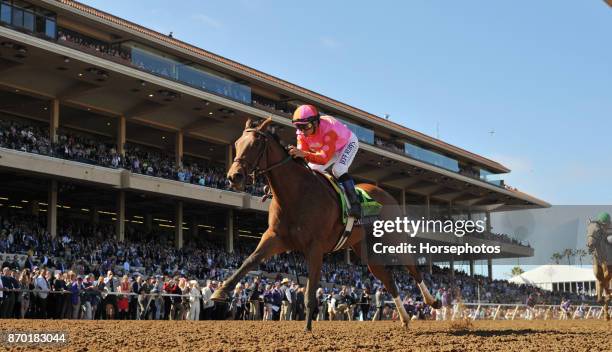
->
xmin=43 ymin=0 xmax=510 ymax=174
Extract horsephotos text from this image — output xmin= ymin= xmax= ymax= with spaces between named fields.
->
xmin=371 ymin=217 xmax=501 ymax=255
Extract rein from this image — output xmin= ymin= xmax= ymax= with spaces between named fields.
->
xmin=233 ymin=128 xmax=292 ymax=181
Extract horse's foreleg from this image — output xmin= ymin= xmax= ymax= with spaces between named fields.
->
xmin=304 ymin=251 xmax=323 ymax=332
xmin=211 ymin=231 xmax=284 ymax=302
xmin=595 ymin=279 xmax=602 ymax=304
xmin=406 ymin=265 xmax=441 ymax=309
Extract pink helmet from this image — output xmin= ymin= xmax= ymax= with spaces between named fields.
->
xmin=292 ymin=105 xmax=320 ymax=125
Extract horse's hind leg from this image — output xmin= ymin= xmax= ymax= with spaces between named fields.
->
xmin=351 ymin=242 xmax=411 ymax=327
xmin=211 ymin=231 xmax=284 ymax=301
xmin=405 ymin=265 xmax=442 ymax=309
xmin=604 ymin=278 xmax=611 ymax=321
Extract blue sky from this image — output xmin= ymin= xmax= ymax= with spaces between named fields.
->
xmin=81 ymin=0 xmax=612 ymax=204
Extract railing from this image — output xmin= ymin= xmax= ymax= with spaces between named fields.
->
xmin=443 ymin=302 xmax=610 ymax=320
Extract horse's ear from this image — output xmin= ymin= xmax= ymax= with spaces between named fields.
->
xmin=245 ymin=118 xmax=254 ymax=129
xmin=257 ymin=117 xmax=274 ymax=132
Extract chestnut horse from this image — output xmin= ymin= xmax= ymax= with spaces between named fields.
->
xmin=586 ymin=220 xmax=611 ymax=320
xmin=211 ymin=118 xmax=440 ymax=331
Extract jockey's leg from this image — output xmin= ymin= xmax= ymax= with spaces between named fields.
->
xmin=337 ymin=174 xmax=362 ymax=218
xmin=333 ymin=134 xmax=360 ymax=218
xmin=211 ymin=231 xmax=284 ymax=302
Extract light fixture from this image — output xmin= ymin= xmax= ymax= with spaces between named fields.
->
xmin=209 ymin=112 xmax=213 ymax=115
xmin=78 ymin=73 xmax=83 ymax=77
xmin=148 ymin=94 xmax=154 ymax=98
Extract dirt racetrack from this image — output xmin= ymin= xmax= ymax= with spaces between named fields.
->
xmin=0 ymin=319 xmax=610 ymax=352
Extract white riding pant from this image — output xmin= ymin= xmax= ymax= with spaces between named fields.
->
xmin=308 ymin=132 xmax=359 ymax=178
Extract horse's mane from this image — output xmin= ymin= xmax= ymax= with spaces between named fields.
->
xmin=253 ymin=126 xmax=338 ymax=200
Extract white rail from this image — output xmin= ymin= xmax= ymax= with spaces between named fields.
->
xmin=443 ymin=302 xmax=611 ymax=320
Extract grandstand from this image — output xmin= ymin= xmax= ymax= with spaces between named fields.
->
xmin=0 ymin=0 xmax=549 ymax=284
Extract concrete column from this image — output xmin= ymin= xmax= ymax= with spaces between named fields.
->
xmin=50 ymin=99 xmax=59 ymax=143
xmin=487 ymin=258 xmax=493 ymax=282
xmin=469 ymin=259 xmax=475 ymax=277
xmin=428 ymin=256 xmax=433 ymax=275
xmin=175 ymin=201 xmax=183 ymax=249
xmin=145 ymin=214 xmax=153 ymax=232
xmin=47 ymin=180 xmax=58 ymax=238
xmin=345 ymin=248 xmax=351 ymax=265
xmin=175 ymin=131 xmax=184 ymax=168
xmin=31 ymin=200 xmax=39 ymax=216
xmin=401 ymin=189 xmax=406 ymax=216
xmin=485 ymin=211 xmax=492 ymax=232
xmin=449 ymin=258 xmax=455 ymax=278
xmin=425 ymin=196 xmax=431 ymax=218
xmin=116 ymin=191 xmax=125 ymax=242
xmin=190 ymin=216 xmax=198 ymax=239
xmin=117 ymin=115 xmax=126 ymax=156
xmin=226 ymin=209 xmax=234 ymax=253
xmin=91 ymin=206 xmax=99 ymax=224
xmin=226 ymin=144 xmax=234 ymax=173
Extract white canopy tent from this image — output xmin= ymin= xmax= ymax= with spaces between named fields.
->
xmin=509 ymin=265 xmax=596 ymax=293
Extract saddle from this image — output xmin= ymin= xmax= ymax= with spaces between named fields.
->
xmin=316 ymin=171 xmax=382 ymax=225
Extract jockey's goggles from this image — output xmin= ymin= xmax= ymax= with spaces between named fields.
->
xmin=294 ymin=121 xmax=314 ymax=131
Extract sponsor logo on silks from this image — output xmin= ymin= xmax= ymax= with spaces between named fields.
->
xmin=339 ymin=142 xmax=356 ymax=165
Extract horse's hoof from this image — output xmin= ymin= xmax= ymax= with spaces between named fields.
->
xmin=430 ymin=300 xmax=442 ymax=310
xmin=210 ymin=289 xmax=228 ymax=302
xmin=304 ymin=326 xmax=312 ymax=332
xmin=401 ymin=321 xmax=409 ymax=329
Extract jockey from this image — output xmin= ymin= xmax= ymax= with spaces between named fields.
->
xmin=596 ymin=212 xmax=612 ymax=244
xmin=288 ymin=104 xmax=361 ymax=218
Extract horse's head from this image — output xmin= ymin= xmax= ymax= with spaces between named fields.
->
xmin=227 ymin=117 xmax=275 ymax=191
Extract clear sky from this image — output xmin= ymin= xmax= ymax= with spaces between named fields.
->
xmin=80 ymin=0 xmax=612 ymax=205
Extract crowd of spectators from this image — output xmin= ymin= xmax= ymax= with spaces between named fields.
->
xmin=0 ymin=117 xmax=266 ymax=196
xmin=374 ymin=137 xmax=405 ymax=154
xmin=54 ymin=26 xmax=521 ymax=195
xmin=57 ymin=29 xmax=131 ymax=63
xmin=0 ymin=211 xmax=596 ymax=322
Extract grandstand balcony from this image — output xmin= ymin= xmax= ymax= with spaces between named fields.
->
xmin=0 ymin=0 xmax=549 ymax=262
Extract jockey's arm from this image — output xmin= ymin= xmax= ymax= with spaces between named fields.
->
xmin=297 ymin=132 xmax=338 ymax=165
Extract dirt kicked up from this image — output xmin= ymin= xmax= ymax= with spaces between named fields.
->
xmin=0 ymin=319 xmax=610 ymax=352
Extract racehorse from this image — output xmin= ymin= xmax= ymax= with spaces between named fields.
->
xmin=210 ymin=118 xmax=441 ymax=331
xmin=586 ymin=220 xmax=611 ymax=320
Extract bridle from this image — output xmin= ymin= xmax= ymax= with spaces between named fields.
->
xmin=232 ymin=128 xmax=292 ymax=181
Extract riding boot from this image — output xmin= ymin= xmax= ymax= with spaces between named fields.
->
xmin=339 ymin=175 xmax=362 ymax=218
